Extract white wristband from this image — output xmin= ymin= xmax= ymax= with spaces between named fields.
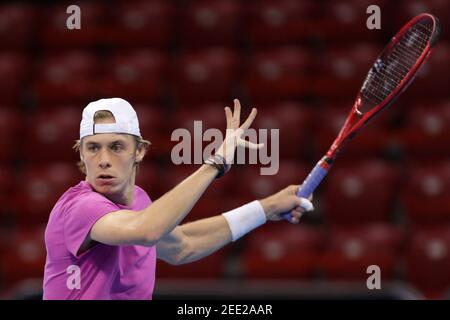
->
xmin=222 ymin=200 xmax=267 ymax=242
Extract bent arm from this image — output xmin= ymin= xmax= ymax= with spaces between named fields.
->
xmin=90 ymin=164 xmax=218 ymax=247
xmin=156 ymin=215 xmax=232 ymax=265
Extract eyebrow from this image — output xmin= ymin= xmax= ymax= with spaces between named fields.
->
xmin=85 ymin=140 xmax=128 ymax=146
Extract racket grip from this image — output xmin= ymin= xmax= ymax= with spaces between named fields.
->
xmin=281 ymin=163 xmax=329 ymax=221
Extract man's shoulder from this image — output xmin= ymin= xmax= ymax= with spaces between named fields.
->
xmin=55 ymin=181 xmax=107 ymax=210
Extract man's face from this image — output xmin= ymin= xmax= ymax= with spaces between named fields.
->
xmin=80 ymin=132 xmax=142 ymax=198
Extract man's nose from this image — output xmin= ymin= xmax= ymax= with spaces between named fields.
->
xmin=98 ymin=150 xmax=112 ymax=168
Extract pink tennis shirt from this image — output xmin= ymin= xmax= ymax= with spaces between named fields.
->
xmin=43 ymin=180 xmax=156 ymax=300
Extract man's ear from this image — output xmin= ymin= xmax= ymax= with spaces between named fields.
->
xmin=135 ymin=147 xmax=145 ymax=163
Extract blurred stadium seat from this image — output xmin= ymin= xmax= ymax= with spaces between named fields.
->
xmin=241 ymin=224 xmax=325 ymax=279
xmin=12 ymin=163 xmax=80 ymax=225
xmin=172 ymin=48 xmax=239 ymax=104
xmin=401 ymin=162 xmax=450 ymax=225
xmin=237 ymin=160 xmax=309 ymax=199
xmin=323 ymin=161 xmax=400 ymax=225
xmin=39 ymin=3 xmax=106 ymax=48
xmin=242 ymin=47 xmax=311 ymax=101
xmin=0 ymin=3 xmax=36 ymax=49
xmin=0 ymin=166 xmax=14 ymax=220
xmin=395 ymin=0 xmax=450 ymax=40
xmin=0 ymin=52 xmax=30 ymax=105
xmin=311 ymin=44 xmax=381 ymax=99
xmin=22 ymin=107 xmax=80 ymax=163
xmin=321 ymin=223 xmax=404 ymax=280
xmin=405 ymin=226 xmax=450 ymax=298
xmin=247 ymin=0 xmax=319 ymax=46
xmin=134 ymin=162 xmax=162 ymax=199
xmin=0 ymin=226 xmax=46 ymax=287
xmin=313 ymin=0 xmax=386 ymax=43
xmin=314 ymin=106 xmax=396 ymax=158
xmin=399 ymin=101 xmax=450 ymax=159
xmin=253 ymin=102 xmax=313 ymax=159
xmin=179 ymin=0 xmax=244 ymax=47
xmin=99 ymin=50 xmax=168 ymax=103
xmin=403 ymin=43 xmax=450 ymax=101
xmin=33 ymin=51 xmax=100 ymax=105
xmin=109 ymin=0 xmax=175 ymax=47
xmin=0 ymin=108 xmax=21 ymax=163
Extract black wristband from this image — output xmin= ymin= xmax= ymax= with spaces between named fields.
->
xmin=204 ymin=154 xmax=230 ymax=178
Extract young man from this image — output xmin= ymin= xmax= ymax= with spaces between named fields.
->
xmin=43 ymin=97 xmax=314 ymax=300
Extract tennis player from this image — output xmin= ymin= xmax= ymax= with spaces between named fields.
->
xmin=42 ymin=97 xmax=314 ymax=300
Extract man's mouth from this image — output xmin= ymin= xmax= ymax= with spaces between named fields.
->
xmin=96 ymin=174 xmax=116 ymax=184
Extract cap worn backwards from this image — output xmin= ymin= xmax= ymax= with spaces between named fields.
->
xmin=79 ymin=98 xmax=142 ymax=140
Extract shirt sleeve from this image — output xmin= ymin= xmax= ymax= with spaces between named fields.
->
xmin=63 ymin=191 xmax=119 ymax=257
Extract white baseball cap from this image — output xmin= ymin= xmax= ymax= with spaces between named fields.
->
xmin=79 ymin=98 xmax=142 ymax=139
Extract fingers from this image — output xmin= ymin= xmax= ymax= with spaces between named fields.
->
xmin=233 ymin=99 xmax=241 ymax=127
xmin=290 ymin=209 xmax=303 ymax=224
xmin=224 ymin=107 xmax=233 ymax=128
xmin=240 ymin=108 xmax=257 ymax=130
xmin=238 ymin=139 xmax=264 ymax=150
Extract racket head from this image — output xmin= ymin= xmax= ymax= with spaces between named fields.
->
xmin=327 ymin=13 xmax=441 ymax=159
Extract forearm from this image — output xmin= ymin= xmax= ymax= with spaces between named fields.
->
xmin=177 ymin=215 xmax=232 ymax=264
xmin=139 ymin=164 xmax=218 ymax=244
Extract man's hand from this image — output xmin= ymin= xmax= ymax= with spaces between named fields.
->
xmin=259 ymin=185 xmax=314 ymax=224
xmin=215 ymin=99 xmax=263 ymax=165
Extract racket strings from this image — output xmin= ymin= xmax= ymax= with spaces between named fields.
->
xmin=361 ymin=18 xmax=434 ymax=108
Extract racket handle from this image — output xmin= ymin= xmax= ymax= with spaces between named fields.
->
xmin=281 ymin=162 xmax=329 ymax=221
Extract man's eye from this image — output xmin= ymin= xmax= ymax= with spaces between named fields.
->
xmin=112 ymin=145 xmax=123 ymax=151
xmin=88 ymin=146 xmax=99 ymax=151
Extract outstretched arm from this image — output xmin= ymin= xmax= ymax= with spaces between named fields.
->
xmin=157 ymin=185 xmax=314 ymax=265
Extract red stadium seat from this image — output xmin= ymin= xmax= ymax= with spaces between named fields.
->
xmin=109 ymin=0 xmax=175 ymax=47
xmin=394 ymin=0 xmax=450 ymax=40
xmin=321 ymin=223 xmax=404 ymax=280
xmin=248 ymin=0 xmax=319 ymax=46
xmin=33 ymin=51 xmax=100 ymax=105
xmin=0 ymin=108 xmax=21 ymax=163
xmin=253 ymin=102 xmax=313 ymax=159
xmin=0 ymin=226 xmax=46 ymax=287
xmin=99 ymin=50 xmax=169 ymax=103
xmin=314 ymin=106 xmax=396 ymax=158
xmin=237 ymin=160 xmax=309 ymax=200
xmin=132 ymin=162 xmax=162 ymax=199
xmin=402 ymin=43 xmax=450 ymax=101
xmin=401 ymin=162 xmax=450 ymax=225
xmin=134 ymin=104 xmax=172 ymax=158
xmin=172 ymin=48 xmax=239 ymax=104
xmin=312 ymin=45 xmax=382 ymax=99
xmin=179 ymin=0 xmax=243 ymax=47
xmin=39 ymin=3 xmax=106 ymax=48
xmin=12 ymin=163 xmax=81 ymax=225
xmin=242 ymin=47 xmax=311 ymax=101
xmin=323 ymin=161 xmax=400 ymax=225
xmin=0 ymin=53 xmax=29 ymax=104
xmin=22 ymin=107 xmax=81 ymax=163
xmin=0 ymin=166 xmax=14 ymax=220
xmin=399 ymin=102 xmax=450 ymax=159
xmin=313 ymin=0 xmax=386 ymax=43
xmin=241 ymin=224 xmax=325 ymax=279
xmin=0 ymin=3 xmax=36 ymax=49
xmin=405 ymin=226 xmax=450 ymax=298
xmin=160 ymin=163 xmax=233 ymax=200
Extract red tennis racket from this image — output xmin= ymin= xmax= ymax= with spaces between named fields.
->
xmin=283 ymin=13 xmax=441 ymax=220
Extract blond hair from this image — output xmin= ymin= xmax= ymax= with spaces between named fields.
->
xmin=73 ymin=110 xmax=151 ymax=175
